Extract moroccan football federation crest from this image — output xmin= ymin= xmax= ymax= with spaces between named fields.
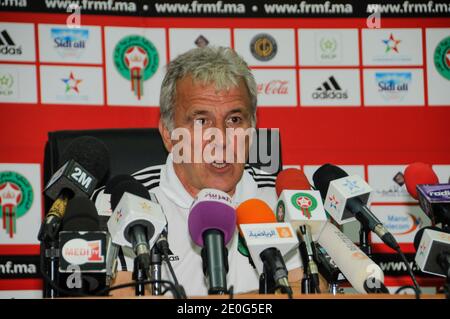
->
xmin=113 ymin=35 xmax=159 ymax=100
xmin=434 ymin=36 xmax=450 ymax=81
xmin=0 ymin=171 xmax=33 ymax=238
xmin=291 ymin=192 xmax=318 ymax=219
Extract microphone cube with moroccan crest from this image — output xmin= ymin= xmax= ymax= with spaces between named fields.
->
xmin=276 ymin=190 xmax=327 ymax=241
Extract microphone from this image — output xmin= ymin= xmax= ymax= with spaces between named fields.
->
xmin=275 ymin=168 xmax=328 ymax=293
xmin=404 ymin=162 xmax=439 ymax=200
xmin=58 ymin=197 xmax=108 ymax=296
xmin=313 ymin=164 xmax=400 ymax=251
xmin=103 ymin=175 xmax=137 ymax=285
xmin=314 ymin=243 xmax=346 ymax=294
xmin=414 ymin=226 xmax=450 ymax=279
xmin=188 ymin=189 xmax=236 ymax=295
xmin=107 ymin=179 xmax=166 ymax=275
xmin=236 ymin=199 xmax=297 ymax=296
xmin=39 ymin=136 xmax=110 ymax=243
xmin=404 ymin=162 xmax=450 ymax=229
xmin=275 ymin=168 xmax=327 ymax=238
xmin=317 ymin=222 xmax=387 ymax=294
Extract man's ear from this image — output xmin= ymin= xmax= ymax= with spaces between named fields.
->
xmin=159 ymin=119 xmax=173 ymax=152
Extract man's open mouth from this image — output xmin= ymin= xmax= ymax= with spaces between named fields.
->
xmin=211 ymin=161 xmax=230 ymax=169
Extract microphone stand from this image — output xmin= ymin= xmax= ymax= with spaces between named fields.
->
xmin=132 ymin=256 xmax=147 ymax=296
xmin=259 ymin=266 xmax=276 ymax=294
xmin=150 ymin=246 xmax=162 ymax=295
xmin=38 ymin=216 xmax=62 ymax=298
xmin=359 ymin=224 xmax=372 ymax=258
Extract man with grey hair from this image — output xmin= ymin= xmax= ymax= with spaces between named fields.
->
xmin=94 ymin=46 xmax=303 ymax=296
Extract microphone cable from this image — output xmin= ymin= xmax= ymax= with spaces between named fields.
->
xmin=156 ymin=235 xmax=187 ymax=299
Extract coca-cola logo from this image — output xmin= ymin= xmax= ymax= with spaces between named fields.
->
xmin=257 ymin=80 xmax=289 ymax=95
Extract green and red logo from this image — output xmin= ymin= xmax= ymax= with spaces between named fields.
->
xmin=275 ymin=200 xmax=285 ymax=222
xmin=434 ymin=36 xmax=450 ymax=81
xmin=291 ymin=192 xmax=317 ymax=219
xmin=0 ymin=171 xmax=33 ymax=238
xmin=114 ymin=35 xmax=159 ymax=100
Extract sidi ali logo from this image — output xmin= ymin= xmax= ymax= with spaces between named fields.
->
xmin=0 ymin=171 xmax=33 ymax=238
xmin=291 ymin=192 xmax=317 ymax=219
xmin=114 ymin=35 xmax=159 ymax=100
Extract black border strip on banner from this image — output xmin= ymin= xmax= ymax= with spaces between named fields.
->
xmin=1 ymin=0 xmax=450 ymax=18
xmin=0 ymin=255 xmax=41 ymax=280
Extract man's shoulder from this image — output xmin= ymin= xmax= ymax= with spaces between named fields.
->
xmin=132 ymin=163 xmax=164 ymax=191
xmin=91 ymin=163 xmax=165 ymax=204
xmin=244 ymin=164 xmax=277 ymax=189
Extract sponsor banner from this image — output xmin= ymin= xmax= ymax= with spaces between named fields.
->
xmin=169 ymin=28 xmax=231 ymax=60
xmin=298 ymin=29 xmax=359 ymax=66
xmin=253 ymin=69 xmax=297 ymax=107
xmin=426 ymin=28 xmax=450 ymax=106
xmin=0 ymin=290 xmax=42 ymax=299
xmin=0 ymin=164 xmax=41 ymax=244
xmin=234 ymin=29 xmax=296 ymax=66
xmin=104 ymin=27 xmax=166 ymax=106
xmin=1 ymin=1 xmax=450 ymax=18
xmin=0 ymin=23 xmax=35 ymax=62
xmin=38 ymin=24 xmax=103 ymax=64
xmin=370 ymin=252 xmax=440 ymax=278
xmin=432 ymin=165 xmax=450 ymax=183
xmin=363 ymin=69 xmax=425 ymax=106
xmin=40 ymin=66 xmax=104 ymax=105
xmin=370 ymin=205 xmax=431 ymax=244
xmin=299 ymin=69 xmax=361 ymax=106
xmin=362 ymin=28 xmax=423 ymax=66
xmin=0 ymin=255 xmax=40 ymax=279
xmin=0 ymin=64 xmax=37 ymax=104
xmin=303 ymin=165 xmax=365 ymax=186
xmin=367 ymin=165 xmax=415 ymax=203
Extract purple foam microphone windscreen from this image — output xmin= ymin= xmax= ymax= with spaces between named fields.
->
xmin=188 ymin=198 xmax=236 ymax=247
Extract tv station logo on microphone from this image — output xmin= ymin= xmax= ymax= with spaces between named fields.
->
xmin=61 ymin=238 xmax=105 ymax=265
xmin=59 ymin=232 xmax=107 ymax=272
xmin=291 ymin=192 xmax=318 ymax=219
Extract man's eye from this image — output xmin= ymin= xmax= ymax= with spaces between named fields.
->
xmin=227 ymin=116 xmax=242 ymax=125
xmin=194 ymin=118 xmax=207 ymax=126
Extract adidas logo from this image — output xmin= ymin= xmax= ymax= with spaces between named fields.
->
xmin=0 ymin=30 xmax=22 ymax=56
xmin=312 ymin=76 xmax=348 ymax=100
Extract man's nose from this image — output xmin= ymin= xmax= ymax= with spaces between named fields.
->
xmin=209 ymin=123 xmax=227 ymax=149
